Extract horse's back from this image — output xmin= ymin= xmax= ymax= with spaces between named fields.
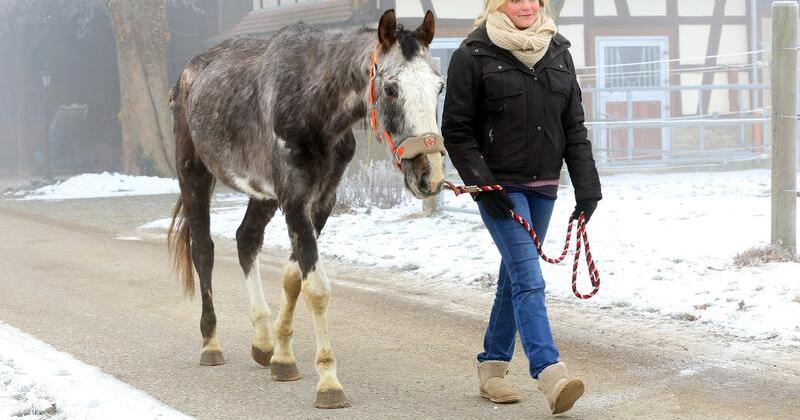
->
xmin=171 ymin=21 xmax=348 ymax=198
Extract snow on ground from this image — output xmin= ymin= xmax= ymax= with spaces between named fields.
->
xmin=139 ymin=169 xmax=800 ymax=347
xmin=14 ymin=172 xmax=179 ymax=200
xmin=0 ymin=322 xmax=190 ymax=420
xmin=10 ymin=170 xmax=798 ymax=346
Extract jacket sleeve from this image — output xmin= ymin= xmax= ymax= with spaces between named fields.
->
xmin=442 ymin=48 xmax=497 ymax=187
xmin=561 ymin=52 xmax=602 ymax=201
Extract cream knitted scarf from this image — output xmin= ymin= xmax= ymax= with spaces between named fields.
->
xmin=486 ymin=11 xmax=557 ymax=68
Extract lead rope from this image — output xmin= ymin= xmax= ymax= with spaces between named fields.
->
xmin=444 ymin=181 xmax=601 ymax=299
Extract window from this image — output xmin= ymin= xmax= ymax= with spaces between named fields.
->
xmin=603 ymin=45 xmax=663 ymax=88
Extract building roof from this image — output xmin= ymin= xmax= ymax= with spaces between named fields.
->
xmin=227 ymin=0 xmax=356 ymax=37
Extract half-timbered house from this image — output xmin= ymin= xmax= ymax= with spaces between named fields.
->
xmin=229 ymin=0 xmax=777 ymax=165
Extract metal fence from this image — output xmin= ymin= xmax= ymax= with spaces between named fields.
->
xmin=583 ymin=82 xmax=771 ymax=169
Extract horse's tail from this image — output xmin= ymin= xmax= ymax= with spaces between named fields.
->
xmin=167 ymin=66 xmax=197 ymax=297
xmin=167 ymin=196 xmax=195 ymax=297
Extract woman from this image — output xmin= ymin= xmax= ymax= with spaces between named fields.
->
xmin=442 ymin=0 xmax=602 ymax=415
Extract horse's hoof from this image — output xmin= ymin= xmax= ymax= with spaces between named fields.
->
xmin=199 ymin=350 xmax=225 ymax=366
xmin=251 ymin=345 xmax=273 ymax=367
xmin=270 ymin=361 xmax=300 ymax=381
xmin=314 ymin=388 xmax=350 ymax=409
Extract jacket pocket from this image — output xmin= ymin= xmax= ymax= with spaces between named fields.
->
xmin=542 ymin=63 xmax=572 ymax=99
xmin=482 ymin=63 xmax=524 ymax=100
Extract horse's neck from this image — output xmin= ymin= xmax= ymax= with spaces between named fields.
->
xmin=321 ymin=31 xmax=376 ymax=115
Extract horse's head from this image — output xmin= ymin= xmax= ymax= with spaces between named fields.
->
xmin=372 ymin=9 xmax=445 ymax=199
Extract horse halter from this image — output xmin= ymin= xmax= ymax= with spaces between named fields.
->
xmin=369 ymin=46 xmax=447 ymax=169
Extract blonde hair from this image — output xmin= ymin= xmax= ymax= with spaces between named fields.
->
xmin=474 ymin=0 xmax=551 ymax=28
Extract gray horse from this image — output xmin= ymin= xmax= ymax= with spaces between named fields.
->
xmin=167 ymin=10 xmax=445 ymax=408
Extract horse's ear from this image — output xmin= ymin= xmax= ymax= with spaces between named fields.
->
xmin=415 ymin=10 xmax=435 ymax=47
xmin=378 ymin=9 xmax=397 ymax=53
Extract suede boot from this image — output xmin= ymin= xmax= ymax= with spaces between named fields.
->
xmin=477 ymin=361 xmax=521 ymax=404
xmin=537 ymin=362 xmax=584 ymax=414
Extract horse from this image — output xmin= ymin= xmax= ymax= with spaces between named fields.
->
xmin=167 ymin=10 xmax=445 ymax=408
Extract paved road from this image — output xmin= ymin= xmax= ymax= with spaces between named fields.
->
xmin=1 ymin=203 xmax=799 ymax=419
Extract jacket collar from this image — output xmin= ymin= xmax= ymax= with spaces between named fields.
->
xmin=463 ymin=24 xmax=571 ymax=73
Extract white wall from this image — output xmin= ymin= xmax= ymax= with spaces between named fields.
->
xmin=594 ymin=0 xmax=617 ymax=16
xmin=679 ymin=25 xmax=712 ymax=65
xmin=628 ymin=0 xmax=667 ymax=16
xmin=678 ymin=0 xmax=716 ymax=17
xmin=428 ymin=1 xmax=484 ymax=19
xmin=559 ymin=25 xmax=585 ymax=68
xmin=559 ymin=0 xmax=583 ymax=17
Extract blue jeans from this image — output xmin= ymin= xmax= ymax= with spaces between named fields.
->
xmin=476 ymin=192 xmax=559 ymax=379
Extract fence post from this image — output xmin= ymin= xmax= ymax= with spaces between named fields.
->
xmin=771 ymin=1 xmax=798 ymax=253
xmin=698 ymin=87 xmax=705 ymax=151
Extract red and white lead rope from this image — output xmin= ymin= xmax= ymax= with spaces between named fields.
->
xmin=444 ymin=181 xmax=601 ymax=300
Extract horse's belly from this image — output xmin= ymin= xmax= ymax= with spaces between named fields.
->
xmin=228 ymin=174 xmax=277 ymax=201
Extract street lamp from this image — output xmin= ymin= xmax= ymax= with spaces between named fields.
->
xmin=41 ymin=63 xmax=52 ymax=180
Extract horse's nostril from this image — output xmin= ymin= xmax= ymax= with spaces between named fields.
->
xmin=418 ymin=175 xmax=430 ymax=193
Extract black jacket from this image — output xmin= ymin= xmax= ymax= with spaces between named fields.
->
xmin=442 ymin=26 xmax=602 ymax=201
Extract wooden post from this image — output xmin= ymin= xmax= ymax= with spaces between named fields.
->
xmin=771 ymin=2 xmax=798 ymax=253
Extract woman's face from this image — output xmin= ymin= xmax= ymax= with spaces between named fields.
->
xmin=499 ymin=0 xmax=541 ymax=29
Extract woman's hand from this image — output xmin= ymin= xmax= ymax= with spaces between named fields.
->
xmin=572 ymin=199 xmax=598 ymax=222
xmin=478 ymin=190 xmax=515 ymax=219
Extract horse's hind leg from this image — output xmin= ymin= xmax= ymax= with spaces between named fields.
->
xmin=235 ymin=198 xmax=278 ymax=367
xmin=171 ymin=72 xmax=221 ymax=366
xmin=179 ymin=162 xmax=221 ymax=366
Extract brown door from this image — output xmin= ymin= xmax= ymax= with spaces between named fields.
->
xmin=605 ymin=100 xmax=663 ymax=161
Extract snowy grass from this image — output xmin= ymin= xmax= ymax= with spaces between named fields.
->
xmin=140 ymin=169 xmax=800 ymax=346
xmin=0 ymin=322 xmax=190 ymax=419
xmin=734 ymin=245 xmax=799 ymax=267
xmin=12 ymin=172 xmax=178 ymax=200
xmin=13 ymin=169 xmax=800 ymax=346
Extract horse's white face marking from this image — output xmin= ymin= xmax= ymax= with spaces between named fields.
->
xmin=387 ymin=53 xmax=446 ymax=199
xmin=231 ymin=175 xmax=277 ymax=200
xmin=396 ymin=56 xmax=444 ymax=136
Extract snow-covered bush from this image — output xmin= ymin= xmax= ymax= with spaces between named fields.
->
xmin=734 ymin=245 xmax=799 ymax=267
xmin=335 ymin=160 xmax=405 ymax=212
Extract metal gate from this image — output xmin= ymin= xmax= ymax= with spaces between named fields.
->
xmin=595 ymin=36 xmax=671 ymax=162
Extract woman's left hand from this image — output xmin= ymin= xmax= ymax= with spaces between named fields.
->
xmin=572 ymin=199 xmax=598 ymax=222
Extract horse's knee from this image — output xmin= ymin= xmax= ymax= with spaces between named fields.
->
xmin=236 ymin=213 xmax=271 ymax=272
xmin=283 ymin=262 xmax=302 ymax=299
xmin=302 ymin=269 xmax=331 ymax=313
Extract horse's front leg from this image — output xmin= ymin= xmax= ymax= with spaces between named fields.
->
xmin=270 ymin=259 xmax=302 ymax=381
xmin=283 ymin=197 xmax=349 ymax=409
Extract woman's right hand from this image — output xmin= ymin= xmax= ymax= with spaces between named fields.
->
xmin=477 ymin=190 xmax=515 ymax=219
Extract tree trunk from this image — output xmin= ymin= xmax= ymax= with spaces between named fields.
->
xmin=103 ymin=0 xmax=174 ymax=176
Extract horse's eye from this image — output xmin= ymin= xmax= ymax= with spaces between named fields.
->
xmin=384 ymin=84 xmax=399 ymax=98
xmin=438 ymin=84 xmax=445 ymax=95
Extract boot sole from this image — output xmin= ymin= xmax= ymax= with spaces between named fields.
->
xmin=480 ymin=391 xmax=521 ymax=404
xmin=552 ymin=378 xmax=584 ymax=414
